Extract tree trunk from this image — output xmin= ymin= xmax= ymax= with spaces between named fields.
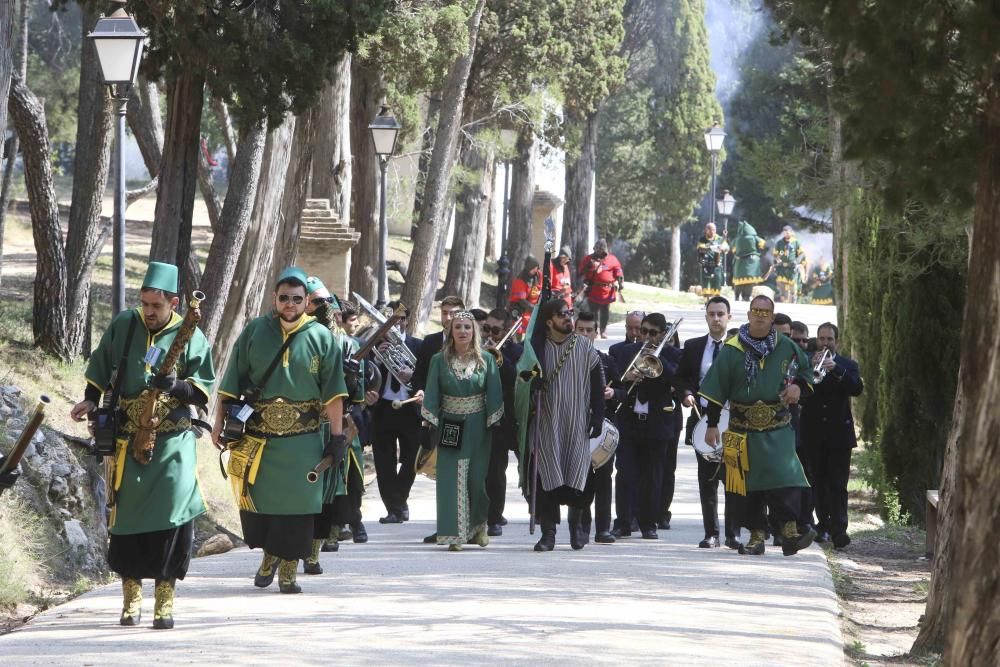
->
xmin=149 ymin=68 xmax=205 ymax=267
xmin=262 ymin=105 xmax=320 ymax=311
xmin=210 ymin=96 xmax=237 ymax=166
xmin=311 ymin=52 xmax=352 ymax=220
xmin=941 ymin=83 xmax=1000 ymax=666
xmin=485 ymin=156 xmax=499 ymax=259
xmin=0 ymin=0 xmax=15 ymax=146
xmin=126 ymin=76 xmax=163 ymax=178
xmin=199 ymin=122 xmax=267 ymax=345
xmin=401 ymin=0 xmax=488 ymax=333
xmin=670 ymin=224 xmax=681 ymax=291
xmin=0 ymin=0 xmax=29 ymax=288
xmin=211 ymin=118 xmax=296 ymax=376
xmin=563 ymin=109 xmax=598 ymax=280
xmin=411 ymin=95 xmax=442 ymax=236
xmin=444 ymin=140 xmax=494 ymax=307
xmin=63 ymin=5 xmax=114 ymax=357
xmin=505 ymin=128 xmax=537 ymax=279
xmin=8 ymin=75 xmax=69 ymax=359
xmin=348 ymin=61 xmax=381 ymax=303
xmin=197 ymin=152 xmax=222 ymax=234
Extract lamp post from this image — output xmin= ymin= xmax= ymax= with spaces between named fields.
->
xmin=369 ymin=105 xmax=401 ymax=309
xmin=496 ymin=127 xmax=517 ymax=309
xmin=716 ymin=190 xmax=736 ymax=286
xmin=88 ymin=0 xmax=145 ymax=316
xmin=703 ymin=122 xmax=726 ymax=228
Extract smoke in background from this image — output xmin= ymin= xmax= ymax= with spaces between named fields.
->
xmin=766 ymin=228 xmax=834 ymax=271
xmin=705 ymin=0 xmax=767 ymax=112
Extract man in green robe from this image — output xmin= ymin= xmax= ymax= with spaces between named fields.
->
xmin=698 ymin=295 xmax=817 ymax=556
xmin=773 ymin=225 xmax=807 ymax=303
xmin=70 ymin=262 xmax=216 ymax=629
xmin=806 ymin=259 xmax=835 ymax=305
xmin=731 ymin=220 xmax=767 ymax=301
xmin=696 ymin=222 xmax=729 ymax=299
xmin=213 ymin=267 xmax=348 ymax=594
xmin=302 ymin=277 xmax=367 ymax=571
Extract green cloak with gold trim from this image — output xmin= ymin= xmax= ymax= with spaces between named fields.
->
xmin=323 ymin=330 xmax=365 ymax=502
xmin=698 ymin=333 xmax=811 ymax=492
xmin=732 ymin=220 xmax=767 ymax=287
xmin=84 ymin=308 xmax=216 ymax=535
xmin=219 ymin=314 xmax=347 ymax=515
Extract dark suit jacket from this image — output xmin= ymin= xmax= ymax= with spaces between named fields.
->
xmin=612 ymin=341 xmax=680 ymax=438
xmin=412 ymin=331 xmax=444 ymax=393
xmin=800 ymin=354 xmax=863 ymax=449
xmin=375 ymin=334 xmax=423 ymax=396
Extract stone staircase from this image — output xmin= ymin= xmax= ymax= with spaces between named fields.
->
xmin=296 ymin=199 xmax=360 ymax=300
xmin=300 ymin=198 xmax=361 ymax=244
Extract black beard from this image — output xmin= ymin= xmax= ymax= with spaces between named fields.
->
xmin=280 ymin=311 xmax=301 ymax=323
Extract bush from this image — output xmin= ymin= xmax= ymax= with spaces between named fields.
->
xmin=0 ymin=496 xmax=45 ymax=609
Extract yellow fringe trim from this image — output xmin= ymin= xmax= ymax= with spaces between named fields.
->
xmin=732 ymin=276 xmax=763 ymax=286
xmin=723 ymin=431 xmax=749 ymax=496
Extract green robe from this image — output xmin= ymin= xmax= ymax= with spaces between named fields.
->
xmin=774 ymin=237 xmax=806 ymax=287
xmin=732 ymin=220 xmax=767 ymax=286
xmin=698 ymin=333 xmax=811 ymax=492
xmin=421 ymin=351 xmax=503 ymax=545
xmin=697 ymin=234 xmax=728 ymax=296
xmin=808 ymin=265 xmax=835 ymax=304
xmin=323 ymin=330 xmax=365 ymax=503
xmin=219 ymin=314 xmax=347 ymax=515
xmin=85 ymin=308 xmax=216 ymax=535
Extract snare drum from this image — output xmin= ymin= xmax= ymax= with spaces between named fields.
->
xmin=691 ymin=405 xmax=730 ymax=463
xmin=589 ymin=419 xmax=620 ymax=470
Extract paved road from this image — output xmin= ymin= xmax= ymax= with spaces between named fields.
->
xmin=2 ymin=442 xmax=843 ymax=665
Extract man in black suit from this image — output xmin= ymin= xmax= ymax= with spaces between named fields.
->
xmin=410 ymin=296 xmax=466 ymax=542
xmin=800 ymin=322 xmax=863 ymax=549
xmin=482 ymin=308 xmax=522 ymax=536
xmin=608 ymin=310 xmax=644 ymax=533
xmin=679 ymin=296 xmax=742 ymax=549
xmin=612 ymin=313 xmax=681 ymax=540
xmin=371 ymin=301 xmax=424 ymax=525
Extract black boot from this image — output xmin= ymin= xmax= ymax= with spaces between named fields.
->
xmin=533 ymin=525 xmax=556 ymax=552
xmin=568 ymin=508 xmax=589 ymax=550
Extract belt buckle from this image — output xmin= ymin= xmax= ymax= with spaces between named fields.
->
xmin=636 ymin=413 xmax=648 ymax=422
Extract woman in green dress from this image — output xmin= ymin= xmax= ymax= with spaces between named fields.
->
xmin=421 ymin=311 xmax=504 ymax=551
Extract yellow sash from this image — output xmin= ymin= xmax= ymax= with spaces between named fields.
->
xmin=722 ymin=431 xmax=750 ymax=496
xmin=226 ymin=435 xmax=267 ymax=511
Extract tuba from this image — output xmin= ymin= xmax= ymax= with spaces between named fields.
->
xmin=482 ymin=320 xmax=521 ymax=366
xmin=353 ymin=292 xmax=417 ymax=388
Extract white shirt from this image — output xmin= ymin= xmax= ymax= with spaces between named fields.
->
xmin=698 ymin=334 xmax=726 ymax=408
xmin=633 ymin=399 xmax=649 ymax=416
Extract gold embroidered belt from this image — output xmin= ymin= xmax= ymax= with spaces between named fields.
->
xmin=441 ymin=393 xmax=485 ymax=415
xmin=729 ymin=400 xmax=791 ymax=432
xmin=246 ymin=398 xmax=322 ymax=438
xmin=118 ymin=395 xmax=191 ymax=435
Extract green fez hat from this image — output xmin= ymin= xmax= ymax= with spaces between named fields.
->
xmin=142 ymin=262 xmax=178 ymax=293
xmin=305 ymin=275 xmax=327 ymax=295
xmin=276 ymin=266 xmax=309 ymax=289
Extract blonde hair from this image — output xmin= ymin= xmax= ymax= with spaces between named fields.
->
xmin=443 ymin=313 xmax=486 ymax=372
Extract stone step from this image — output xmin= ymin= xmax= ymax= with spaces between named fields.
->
xmin=301 ymin=209 xmax=335 ymax=219
xmin=304 ymin=198 xmax=331 ymax=209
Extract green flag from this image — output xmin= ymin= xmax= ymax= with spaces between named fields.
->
xmin=515 ymin=301 xmax=544 ymax=489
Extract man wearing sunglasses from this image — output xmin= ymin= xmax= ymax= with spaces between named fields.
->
xmin=526 ymin=300 xmax=606 ymax=551
xmin=215 ymin=267 xmax=349 ymax=594
xmin=612 ymin=313 xmax=681 ymax=540
xmin=698 ymin=295 xmax=815 ymax=557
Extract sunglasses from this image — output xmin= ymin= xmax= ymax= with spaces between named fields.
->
xmin=310 ymin=297 xmax=334 ymax=307
xmin=278 ymin=294 xmax=305 ymax=305
xmin=482 ymin=325 xmax=506 ymax=336
xmin=749 ymin=308 xmax=773 ymax=318
xmin=792 ymin=337 xmax=809 ymax=344
xmin=556 ymin=309 xmax=575 ymax=318
xmin=640 ymin=327 xmax=663 ymax=336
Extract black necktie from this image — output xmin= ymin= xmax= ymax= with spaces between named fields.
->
xmin=390 ymin=374 xmax=401 ymax=393
xmin=712 ymin=339 xmax=721 ymax=360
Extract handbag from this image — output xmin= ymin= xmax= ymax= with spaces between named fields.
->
xmin=438 ymin=418 xmax=464 ymax=449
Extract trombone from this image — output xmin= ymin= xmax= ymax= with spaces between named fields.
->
xmin=615 ymin=318 xmax=682 ymax=413
xmin=482 ymin=320 xmax=521 ymax=366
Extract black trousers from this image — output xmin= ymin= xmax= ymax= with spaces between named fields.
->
xmin=593 ymin=455 xmax=614 ymax=534
xmin=810 ymin=444 xmax=852 ymax=536
xmin=660 ymin=434 xmax=679 ymax=519
xmin=742 ymin=487 xmax=802 ymax=531
xmin=797 ymin=446 xmax=816 ymax=530
xmin=240 ymin=511 xmax=313 ymax=561
xmin=108 ymin=521 xmax=194 ymax=581
xmin=333 ymin=462 xmax=365 ymax=527
xmin=615 ymin=419 xmax=670 ymax=532
xmin=373 ymin=400 xmax=419 ymax=515
xmin=694 ymin=451 xmax=741 ymax=540
xmin=535 ymin=475 xmax=597 ymax=527
xmin=486 ymin=427 xmax=519 ymax=524
xmin=587 ymin=300 xmax=611 ymax=333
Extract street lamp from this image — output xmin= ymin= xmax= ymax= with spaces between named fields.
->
xmin=716 ymin=190 xmax=736 ymax=286
xmin=369 ymin=105 xmax=401 ymax=308
xmin=703 ymin=122 xmax=726 ymax=228
xmin=88 ymin=0 xmax=145 ymax=316
xmin=496 ymin=127 xmax=517 ymax=309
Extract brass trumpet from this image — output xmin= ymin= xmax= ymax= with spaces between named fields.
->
xmin=483 ymin=320 xmax=521 ymax=367
xmin=812 ymin=348 xmax=833 ymax=384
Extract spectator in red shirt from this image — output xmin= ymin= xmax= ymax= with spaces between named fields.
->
xmin=551 ymin=246 xmax=574 ymax=307
xmin=509 ymin=256 xmax=542 ymax=335
xmin=577 ymin=239 xmax=623 ymax=339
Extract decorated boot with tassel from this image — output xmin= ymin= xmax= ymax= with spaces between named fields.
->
xmin=152 ymin=579 xmax=175 ymax=629
xmin=303 ymin=540 xmax=324 ymax=574
xmin=278 ymin=559 xmax=301 ymax=594
xmin=254 ymin=552 xmax=279 ymax=588
xmin=119 ymin=578 xmax=142 ymax=626
xmin=739 ymin=529 xmax=766 ymax=555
